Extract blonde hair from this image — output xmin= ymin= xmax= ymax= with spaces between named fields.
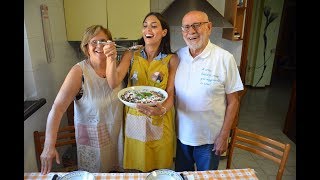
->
xmin=80 ymin=25 xmax=112 ymax=57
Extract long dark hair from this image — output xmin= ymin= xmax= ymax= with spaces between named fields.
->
xmin=137 ymin=12 xmax=172 ymax=54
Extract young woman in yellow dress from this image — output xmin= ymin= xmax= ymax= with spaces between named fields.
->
xmin=103 ymin=12 xmax=179 ymax=172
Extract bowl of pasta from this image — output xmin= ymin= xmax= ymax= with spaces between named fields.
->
xmin=118 ymin=86 xmax=168 ymax=108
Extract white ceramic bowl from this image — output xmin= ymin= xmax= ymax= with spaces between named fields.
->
xmin=59 ymin=171 xmax=95 ymax=180
xmin=146 ymin=169 xmax=183 ymax=180
xmin=118 ymin=86 xmax=168 ymax=108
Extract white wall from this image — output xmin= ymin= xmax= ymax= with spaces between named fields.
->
xmin=24 ymin=22 xmax=37 ymax=101
xmin=24 ymin=0 xmax=79 ymax=172
xmin=208 ymin=0 xmax=225 ymax=16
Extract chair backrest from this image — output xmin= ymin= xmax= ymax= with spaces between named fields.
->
xmin=231 ymin=87 xmax=247 ymax=129
xmin=227 ymin=127 xmax=291 ymax=180
xmin=66 ymin=101 xmax=74 ymax=126
xmin=33 ymin=125 xmax=77 ymax=172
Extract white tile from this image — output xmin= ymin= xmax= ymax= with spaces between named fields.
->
xmin=217 ymin=158 xmax=227 ymax=170
xmin=256 ymin=159 xmax=291 ymax=176
xmin=170 ymin=26 xmax=186 ymax=52
xmin=279 ymin=175 xmax=296 ymax=180
xmin=24 ymin=0 xmax=44 ymax=39
xmin=24 ymin=35 xmax=33 ymax=71
xmin=210 ymin=28 xmax=242 ymax=66
xmin=286 ymin=166 xmax=296 ymax=176
xmin=27 ymin=36 xmax=47 ymax=70
xmin=24 ymin=70 xmax=37 ymax=99
xmin=150 ymin=0 xmax=159 ymax=12
xmin=231 ymin=152 xmax=260 ymax=168
xmin=207 ymin=0 xmax=225 ymax=16
xmin=237 ymin=77 xmax=296 ymax=179
xmin=252 ymin=167 xmax=268 ymax=180
xmin=159 ymin=0 xmax=174 ymax=10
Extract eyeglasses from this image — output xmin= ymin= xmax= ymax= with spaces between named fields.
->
xmin=89 ymin=40 xmax=108 ymax=47
xmin=181 ymin=22 xmax=209 ymax=32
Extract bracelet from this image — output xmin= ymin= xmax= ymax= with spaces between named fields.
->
xmin=160 ymin=106 xmax=167 ymax=117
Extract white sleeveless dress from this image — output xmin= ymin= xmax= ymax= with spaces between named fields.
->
xmin=73 ymin=60 xmax=123 ymax=172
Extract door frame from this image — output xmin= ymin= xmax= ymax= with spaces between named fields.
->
xmin=239 ymin=0 xmax=254 ymax=83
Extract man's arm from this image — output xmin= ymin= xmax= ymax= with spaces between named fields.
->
xmin=213 ymin=91 xmax=240 ymax=155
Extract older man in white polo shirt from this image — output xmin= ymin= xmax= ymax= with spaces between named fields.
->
xmin=174 ymin=10 xmax=244 ymax=171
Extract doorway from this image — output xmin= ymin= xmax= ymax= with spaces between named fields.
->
xmin=272 ymin=0 xmax=296 ymax=143
xmin=239 ymin=0 xmax=296 ymax=143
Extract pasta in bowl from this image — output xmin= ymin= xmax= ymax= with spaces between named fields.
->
xmin=118 ymin=86 xmax=168 ymax=108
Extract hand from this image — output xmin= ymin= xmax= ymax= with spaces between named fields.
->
xmin=136 ymin=103 xmax=166 ymax=117
xmin=212 ymin=135 xmax=228 ymax=155
xmin=40 ymin=145 xmax=60 ymax=175
xmin=103 ymin=41 xmax=117 ymax=60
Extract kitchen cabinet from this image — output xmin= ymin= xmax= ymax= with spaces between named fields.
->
xmin=222 ymin=0 xmax=247 ymax=41
xmin=64 ymin=0 xmax=108 ymax=41
xmin=64 ymin=0 xmax=150 ymax=41
xmin=107 ymin=0 xmax=150 ymax=40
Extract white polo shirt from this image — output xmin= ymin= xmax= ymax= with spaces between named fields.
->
xmin=174 ymin=41 xmax=243 ymax=146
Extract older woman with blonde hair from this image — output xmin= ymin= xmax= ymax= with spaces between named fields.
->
xmin=40 ymin=25 xmax=124 ymax=174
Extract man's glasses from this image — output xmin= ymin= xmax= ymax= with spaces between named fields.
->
xmin=181 ymin=22 xmax=209 ymax=32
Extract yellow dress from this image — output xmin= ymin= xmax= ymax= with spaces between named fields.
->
xmin=123 ymin=51 xmax=175 ymax=172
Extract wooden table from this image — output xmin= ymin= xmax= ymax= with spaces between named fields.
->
xmin=24 ymin=168 xmax=258 ymax=179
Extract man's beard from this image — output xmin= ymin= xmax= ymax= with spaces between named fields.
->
xmin=186 ymin=40 xmax=202 ymax=50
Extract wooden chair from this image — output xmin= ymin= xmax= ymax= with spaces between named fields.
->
xmin=33 ymin=125 xmax=77 ymax=172
xmin=232 ymin=87 xmax=248 ymax=129
xmin=227 ymin=127 xmax=291 ymax=180
xmin=66 ymin=101 xmax=74 ymax=126
xmin=222 ymin=87 xmax=247 ymax=157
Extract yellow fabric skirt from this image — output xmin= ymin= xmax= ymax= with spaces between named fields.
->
xmin=123 ymin=107 xmax=175 ymax=172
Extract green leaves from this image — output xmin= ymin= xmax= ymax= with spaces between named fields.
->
xmin=136 ymin=92 xmax=153 ymax=99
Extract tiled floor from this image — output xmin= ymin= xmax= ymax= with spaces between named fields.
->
xmin=217 ymin=74 xmax=296 ymax=180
